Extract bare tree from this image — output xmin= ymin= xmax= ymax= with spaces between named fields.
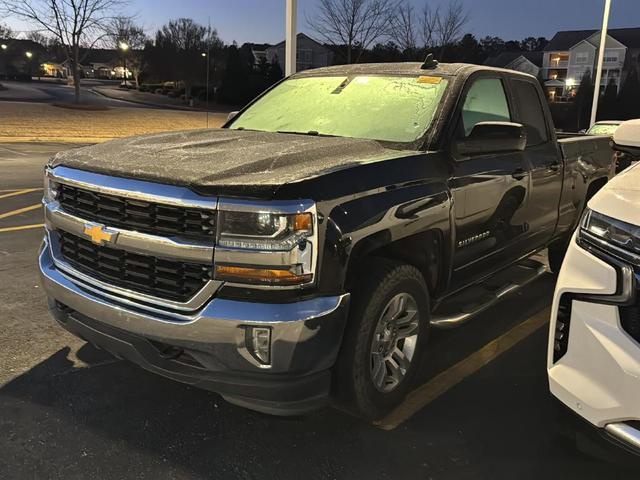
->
xmin=0 ymin=22 xmax=12 ymax=38
xmin=27 ymin=31 xmax=50 ymax=46
xmin=420 ymin=4 xmax=439 ymax=50
xmin=108 ymin=17 xmax=147 ymax=87
xmin=307 ymin=0 xmax=398 ymax=64
xmin=1 ymin=0 xmax=122 ymax=103
xmin=435 ymin=0 xmax=469 ymax=57
xmin=388 ymin=1 xmax=418 ymax=57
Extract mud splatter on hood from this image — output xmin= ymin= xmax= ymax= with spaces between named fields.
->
xmin=50 ymin=129 xmax=413 ymax=196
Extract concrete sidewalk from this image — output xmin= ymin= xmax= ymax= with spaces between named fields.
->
xmin=0 ymin=101 xmax=226 ymax=143
xmin=93 ymin=85 xmax=236 ymax=112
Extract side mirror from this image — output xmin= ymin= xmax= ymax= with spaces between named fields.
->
xmin=226 ymin=111 xmax=239 ymax=123
xmin=612 ymin=120 xmax=640 ymax=157
xmin=455 ymin=121 xmax=527 ymax=157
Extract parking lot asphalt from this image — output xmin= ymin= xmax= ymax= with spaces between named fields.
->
xmin=1 ymin=142 xmax=638 ymax=479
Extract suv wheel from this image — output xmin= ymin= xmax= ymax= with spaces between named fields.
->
xmin=333 ymin=259 xmax=430 ymax=421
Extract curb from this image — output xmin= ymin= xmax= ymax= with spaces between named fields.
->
xmin=91 ymin=88 xmax=201 ymax=111
xmin=91 ymin=87 xmax=235 ymax=114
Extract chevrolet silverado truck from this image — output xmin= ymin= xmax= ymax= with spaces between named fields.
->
xmin=39 ymin=62 xmax=614 ymax=420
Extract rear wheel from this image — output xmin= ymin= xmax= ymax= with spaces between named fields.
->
xmin=333 ymin=259 xmax=430 ymax=421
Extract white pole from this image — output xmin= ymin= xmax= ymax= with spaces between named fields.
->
xmin=590 ymin=0 xmax=612 ymax=127
xmin=285 ymin=0 xmax=297 ymax=76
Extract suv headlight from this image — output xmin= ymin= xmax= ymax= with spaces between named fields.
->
xmin=580 ymin=209 xmax=640 ymax=255
xmin=214 ymin=199 xmax=317 ymax=287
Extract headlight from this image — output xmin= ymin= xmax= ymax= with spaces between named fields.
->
xmin=580 ymin=209 xmax=640 ymax=255
xmin=214 ymin=200 xmax=317 ymax=287
xmin=217 ymin=210 xmax=312 ymax=251
xmin=43 ymin=173 xmax=60 ymax=203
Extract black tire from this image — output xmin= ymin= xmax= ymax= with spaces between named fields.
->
xmin=332 ymin=258 xmax=430 ymax=421
xmin=548 ymin=237 xmax=570 ymax=274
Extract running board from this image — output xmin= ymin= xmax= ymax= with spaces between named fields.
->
xmin=430 ymin=259 xmax=547 ymax=329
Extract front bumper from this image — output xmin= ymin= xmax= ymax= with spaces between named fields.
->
xmin=547 ymin=231 xmax=640 ymax=453
xmin=39 ymin=238 xmax=350 ymax=415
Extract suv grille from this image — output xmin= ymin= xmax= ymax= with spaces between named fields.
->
xmin=59 ymin=231 xmax=212 ymax=302
xmin=58 ymin=184 xmax=216 ymax=240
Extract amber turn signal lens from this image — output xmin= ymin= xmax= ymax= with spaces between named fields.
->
xmin=215 ymin=265 xmax=312 ymax=285
xmin=293 ymin=213 xmax=312 ymax=232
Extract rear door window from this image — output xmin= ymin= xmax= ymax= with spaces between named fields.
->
xmin=461 ymin=78 xmax=511 ymax=136
xmin=512 ymin=80 xmax=549 ymax=146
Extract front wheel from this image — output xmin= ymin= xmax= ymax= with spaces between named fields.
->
xmin=332 ymin=259 xmax=430 ymax=421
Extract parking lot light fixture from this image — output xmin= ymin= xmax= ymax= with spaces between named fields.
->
xmin=1 ymin=44 xmax=7 ymax=50
xmin=25 ymin=51 xmax=33 ymax=59
xmin=201 ymin=52 xmax=206 ymax=57
xmin=118 ymin=42 xmax=129 ymax=81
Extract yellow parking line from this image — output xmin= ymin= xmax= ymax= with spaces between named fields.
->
xmin=0 ymin=188 xmax=42 ymax=200
xmin=0 ymin=204 xmax=41 ymax=220
xmin=376 ymin=306 xmax=551 ymax=430
xmin=0 ymin=223 xmax=44 ymax=233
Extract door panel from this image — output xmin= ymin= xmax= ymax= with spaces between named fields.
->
xmin=510 ymin=79 xmax=563 ymax=250
xmin=449 ymin=75 xmax=532 ymax=290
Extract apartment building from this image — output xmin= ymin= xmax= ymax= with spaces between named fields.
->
xmin=542 ymin=28 xmax=640 ymax=102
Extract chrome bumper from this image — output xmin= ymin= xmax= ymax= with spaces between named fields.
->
xmin=39 ymin=237 xmax=350 ymax=374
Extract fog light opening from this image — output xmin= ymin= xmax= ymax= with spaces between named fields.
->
xmin=246 ymin=326 xmax=272 ymax=366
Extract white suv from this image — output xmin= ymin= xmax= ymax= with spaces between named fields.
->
xmin=548 ymin=119 xmax=640 ymax=454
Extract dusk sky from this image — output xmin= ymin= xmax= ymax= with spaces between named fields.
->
xmin=6 ymin=0 xmax=640 ymax=45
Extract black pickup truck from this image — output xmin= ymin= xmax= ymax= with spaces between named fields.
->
xmin=40 ymin=62 xmax=614 ymax=420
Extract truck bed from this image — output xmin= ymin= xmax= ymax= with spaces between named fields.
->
xmin=558 ymin=135 xmax=613 ymax=170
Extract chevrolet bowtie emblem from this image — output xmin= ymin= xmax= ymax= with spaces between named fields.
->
xmin=83 ymin=224 xmax=118 ymax=246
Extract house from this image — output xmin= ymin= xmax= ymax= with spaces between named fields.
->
xmin=542 ymin=28 xmax=640 ymax=102
xmin=484 ymin=51 xmax=543 ymax=77
xmin=266 ymin=33 xmax=333 ymax=72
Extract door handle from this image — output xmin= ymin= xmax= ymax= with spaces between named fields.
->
xmin=511 ymin=168 xmax=527 ymax=180
xmin=547 ymin=161 xmax=561 ymax=172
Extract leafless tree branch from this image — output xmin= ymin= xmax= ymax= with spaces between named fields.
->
xmin=1 ymin=0 xmax=124 ymax=102
xmin=307 ymin=0 xmax=399 ymax=64
xmin=388 ymin=0 xmax=417 ymax=56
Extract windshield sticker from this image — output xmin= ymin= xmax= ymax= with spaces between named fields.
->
xmin=418 ymin=76 xmax=442 ymax=84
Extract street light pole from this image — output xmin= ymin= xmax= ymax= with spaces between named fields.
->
xmin=119 ymin=42 xmax=129 ymax=85
xmin=590 ymin=0 xmax=612 ymax=127
xmin=285 ymin=0 xmax=297 ymax=76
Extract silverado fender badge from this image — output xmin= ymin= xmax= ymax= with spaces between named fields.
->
xmin=457 ymin=230 xmax=490 ymax=248
xmin=83 ymin=223 xmax=118 ymax=246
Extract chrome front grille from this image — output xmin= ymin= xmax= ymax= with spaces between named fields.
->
xmin=45 ymin=166 xmax=220 ymax=308
xmin=58 ymin=183 xmax=216 ymax=240
xmin=59 ymin=231 xmax=212 ymax=302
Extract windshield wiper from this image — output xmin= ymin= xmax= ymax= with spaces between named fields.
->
xmin=277 ymin=130 xmax=337 ymax=137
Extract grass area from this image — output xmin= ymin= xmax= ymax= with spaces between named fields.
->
xmin=0 ymin=102 xmax=227 ymax=142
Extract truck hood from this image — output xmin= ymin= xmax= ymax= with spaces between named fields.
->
xmin=49 ymin=129 xmax=411 ymax=196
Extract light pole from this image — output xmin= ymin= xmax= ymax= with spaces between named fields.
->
xmin=25 ymin=51 xmax=34 ymax=79
xmin=590 ymin=0 xmax=612 ymax=127
xmin=201 ymin=51 xmax=210 ymax=126
xmin=119 ymin=42 xmax=129 ymax=85
xmin=285 ymin=0 xmax=297 ymax=76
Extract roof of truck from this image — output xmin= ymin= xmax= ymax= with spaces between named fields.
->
xmin=292 ymin=62 xmax=536 ymax=79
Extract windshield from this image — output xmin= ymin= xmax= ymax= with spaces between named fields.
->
xmin=587 ymin=123 xmax=620 ymax=136
xmin=229 ymin=75 xmax=448 ymax=144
